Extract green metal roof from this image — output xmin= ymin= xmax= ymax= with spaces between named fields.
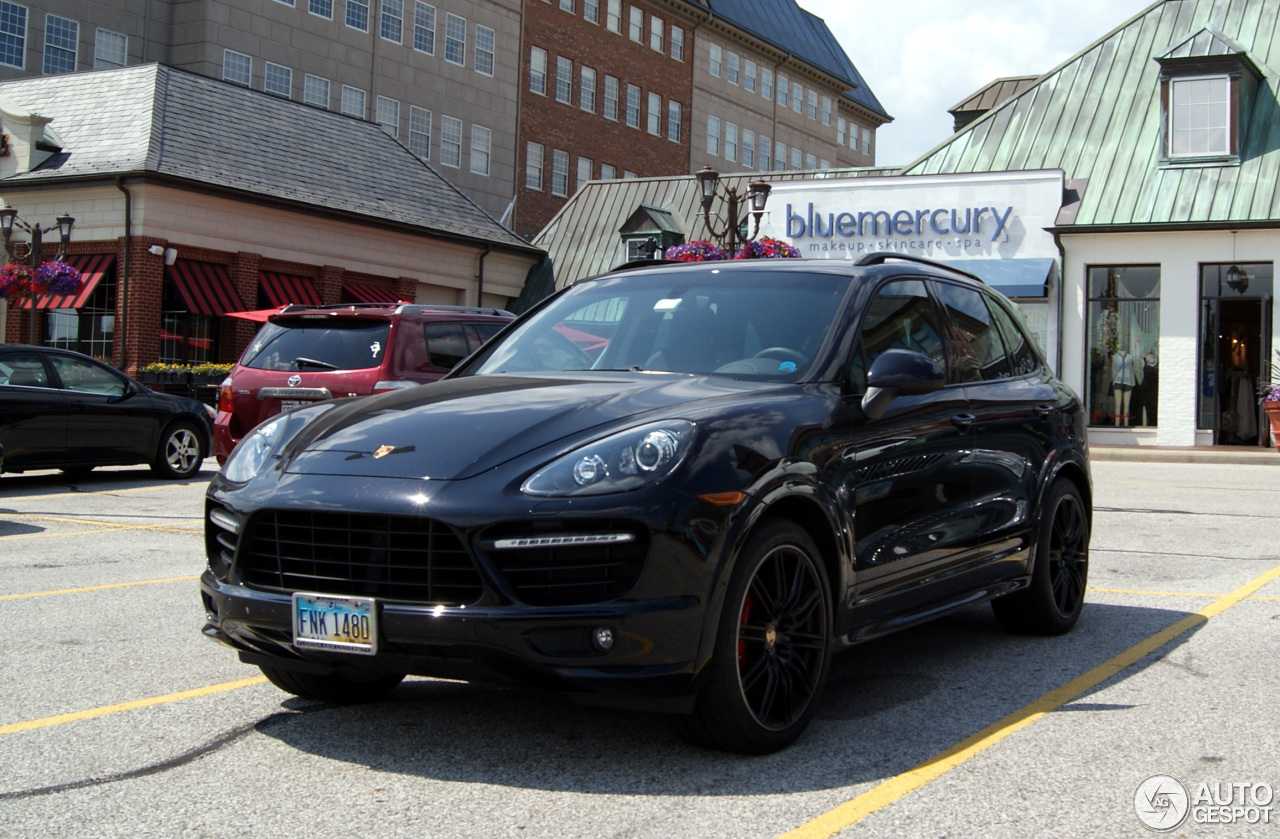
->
xmin=905 ymin=0 xmax=1280 ymax=229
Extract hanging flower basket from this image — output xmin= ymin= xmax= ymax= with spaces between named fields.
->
xmin=0 ymin=260 xmax=82 ymax=301
xmin=734 ymin=237 xmax=801 ymax=259
xmin=664 ymin=240 xmax=728 ymax=262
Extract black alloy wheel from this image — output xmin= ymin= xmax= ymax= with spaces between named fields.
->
xmin=993 ymin=479 xmax=1090 ymax=635
xmin=676 ymin=519 xmax=831 ymax=754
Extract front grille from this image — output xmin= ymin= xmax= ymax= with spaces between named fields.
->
xmin=481 ymin=520 xmax=648 ymax=607
xmin=237 ymin=510 xmax=484 ymax=605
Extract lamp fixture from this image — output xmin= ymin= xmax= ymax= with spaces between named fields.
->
xmin=691 ymin=165 xmax=771 ymax=255
xmin=1226 ymin=230 xmax=1250 ymax=295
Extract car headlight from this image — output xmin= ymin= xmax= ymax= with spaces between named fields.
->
xmin=522 ymin=420 xmax=695 ymax=497
xmin=221 ymin=405 xmax=332 ymax=483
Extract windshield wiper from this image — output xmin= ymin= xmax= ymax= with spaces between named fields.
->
xmin=294 ymin=357 xmax=339 ymax=370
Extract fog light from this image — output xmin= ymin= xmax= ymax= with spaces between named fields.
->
xmin=592 ymin=626 xmax=615 ymax=651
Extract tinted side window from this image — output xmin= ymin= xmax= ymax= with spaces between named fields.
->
xmin=50 ymin=356 xmax=127 ymax=396
xmin=987 ymin=297 xmax=1042 ymax=377
xmin=933 ymin=283 xmax=1010 ymax=383
xmin=850 ymin=279 xmax=947 ymax=392
xmin=424 ymin=322 xmax=470 ymax=369
xmin=0 ymin=354 xmax=52 ymax=388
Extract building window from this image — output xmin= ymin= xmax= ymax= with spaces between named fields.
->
xmin=309 ymin=0 xmax=333 ymax=18
xmin=837 ymin=117 xmax=846 ymax=146
xmin=580 ymin=66 xmax=595 ymax=112
xmin=603 ymin=75 xmax=618 ymax=120
xmin=628 ymin=6 xmax=642 ymax=41
xmin=346 ymin=0 xmax=369 ymax=32
xmin=444 ymin=13 xmax=465 ymax=65
xmin=776 ymin=75 xmax=787 ymax=106
xmin=670 ymin=25 xmax=683 ymax=61
xmin=0 ymin=1 xmax=26 ymax=69
xmin=526 ymin=142 xmax=543 ymax=190
xmin=821 ymin=96 xmax=832 ymax=126
xmin=601 ymin=163 xmax=615 ymax=179
xmin=474 ymin=25 xmax=494 ymax=75
xmin=666 ymin=99 xmax=680 ymax=142
xmin=790 ymin=147 xmax=801 ymax=169
xmin=1169 ymin=75 xmax=1230 ymax=158
xmin=806 ymin=89 xmax=818 ymax=119
xmin=623 ymin=170 xmax=637 ymax=178
xmin=413 ymin=2 xmax=435 ymax=54
xmin=819 ymin=158 xmax=829 ymax=169
xmin=440 ymin=115 xmax=462 ymax=167
xmin=380 ymin=0 xmax=402 ymax=42
xmin=744 ymin=60 xmax=756 ymax=93
xmin=559 ymin=0 xmax=574 ymax=11
xmin=647 ymin=91 xmax=661 ymax=134
xmin=529 ymin=46 xmax=547 ymax=95
xmin=862 ymin=127 xmax=872 ymax=155
xmin=625 ymin=83 xmax=640 ymax=128
xmin=706 ymin=115 xmax=719 ymax=156
xmin=775 ymin=141 xmax=786 ymax=170
xmin=551 ymin=148 xmax=569 ymax=196
xmin=409 ymin=106 xmax=431 ymax=158
xmin=555 ymin=56 xmax=572 ymax=103
xmin=42 ymin=14 xmax=76 ymax=74
xmin=470 ymin=125 xmax=491 ymax=175
xmin=649 ymin=16 xmax=662 ymax=52
xmin=759 ymin=135 xmax=771 ymax=169
xmin=583 ymin=0 xmax=598 ymax=24
xmin=742 ymin=128 xmax=754 ymax=168
xmin=94 ymin=28 xmax=126 ymax=69
xmin=805 ymin=152 xmax=816 ymax=170
xmin=724 ymin=123 xmax=737 ymax=162
xmin=726 ymin=52 xmax=739 ymax=85
xmin=376 ymin=95 xmax=400 ymax=136
xmin=792 ymin=82 xmax=802 ymax=113
xmin=708 ymin=43 xmax=721 ymax=78
xmin=606 ymin=0 xmax=620 ymax=33
xmin=340 ymin=85 xmax=366 ymax=117
xmin=577 ymin=156 xmax=592 ymax=190
xmin=1086 ymin=266 xmax=1160 ymax=428
xmin=761 ymin=67 xmax=773 ymax=101
xmin=264 ymin=62 xmax=292 ymax=97
xmin=303 ymin=74 xmax=329 ymax=108
xmin=222 ymin=49 xmax=251 ymax=86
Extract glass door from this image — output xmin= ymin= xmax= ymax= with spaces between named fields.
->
xmin=1200 ymin=264 xmax=1274 ymax=445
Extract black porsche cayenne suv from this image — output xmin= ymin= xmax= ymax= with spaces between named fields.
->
xmin=200 ymin=253 xmax=1091 ymax=753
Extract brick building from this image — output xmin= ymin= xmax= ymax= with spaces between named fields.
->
xmin=0 ymin=65 xmax=542 ymax=373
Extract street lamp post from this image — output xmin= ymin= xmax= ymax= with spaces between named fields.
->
xmin=694 ymin=166 xmax=771 ymax=256
xmin=0 ymin=206 xmax=75 ymax=344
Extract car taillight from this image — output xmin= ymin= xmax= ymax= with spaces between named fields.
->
xmin=372 ymin=380 xmax=417 ymax=394
xmin=217 ymin=377 xmax=234 ymax=413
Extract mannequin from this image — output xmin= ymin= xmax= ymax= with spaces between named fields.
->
xmin=1112 ymin=350 xmax=1137 ymax=425
xmin=1139 ymin=348 xmax=1158 ymax=425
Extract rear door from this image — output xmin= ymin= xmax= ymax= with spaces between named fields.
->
xmin=0 ymin=352 xmax=69 ymax=468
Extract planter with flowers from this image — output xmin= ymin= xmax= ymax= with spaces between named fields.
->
xmin=0 ymin=260 xmax=82 ymax=303
xmin=1260 ymin=350 xmax=1280 ymax=451
xmin=664 ymin=237 xmax=801 ymax=262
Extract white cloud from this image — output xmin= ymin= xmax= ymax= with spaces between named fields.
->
xmin=800 ymin=0 xmax=1155 ymax=164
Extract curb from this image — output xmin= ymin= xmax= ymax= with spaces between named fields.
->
xmin=1090 ymin=445 xmax=1280 ymax=465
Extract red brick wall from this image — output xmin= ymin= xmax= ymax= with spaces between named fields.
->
xmin=515 ymin=0 xmax=695 ymax=237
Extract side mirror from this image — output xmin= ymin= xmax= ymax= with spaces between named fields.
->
xmin=860 ymin=349 xmax=946 ymax=421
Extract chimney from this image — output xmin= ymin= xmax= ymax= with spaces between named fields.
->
xmin=0 ymin=96 xmax=58 ymax=177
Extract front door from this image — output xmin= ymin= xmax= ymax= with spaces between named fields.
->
xmin=1200 ymin=264 xmax=1274 ymax=446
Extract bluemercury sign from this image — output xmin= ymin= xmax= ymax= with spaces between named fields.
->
xmin=758 ymin=170 xmax=1064 ymax=261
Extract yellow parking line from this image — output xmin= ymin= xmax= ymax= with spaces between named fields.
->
xmin=1107 ymin=480 xmax=1280 ymax=491
xmin=0 ymin=515 xmax=203 ymax=541
xmin=0 ymin=483 xmax=198 ymax=502
xmin=0 ymin=575 xmax=201 ymax=601
xmin=778 ymin=560 xmax=1280 ymax=839
xmin=1088 ymin=587 xmax=1280 ymax=602
xmin=0 ymin=676 xmax=268 ymax=737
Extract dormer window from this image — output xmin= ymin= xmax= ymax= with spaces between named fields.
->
xmin=1169 ymin=75 xmax=1229 ymax=157
xmin=1156 ymin=27 xmax=1264 ymax=165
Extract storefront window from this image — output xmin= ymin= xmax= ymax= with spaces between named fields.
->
xmin=1198 ymin=263 xmax=1274 ymax=444
xmin=43 ymin=274 xmax=116 ymax=361
xmin=1086 ymin=266 xmax=1160 ymax=427
xmin=160 ymin=280 xmax=217 ymax=364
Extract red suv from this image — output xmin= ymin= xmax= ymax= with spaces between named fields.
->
xmin=213 ymin=303 xmax=513 ymax=462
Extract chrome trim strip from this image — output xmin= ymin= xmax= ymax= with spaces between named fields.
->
xmin=492 ymin=533 xmax=636 ymax=550
xmin=257 ymin=387 xmax=332 ymax=400
xmin=208 ymin=507 xmax=239 ymax=534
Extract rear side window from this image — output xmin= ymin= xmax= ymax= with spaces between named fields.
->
xmin=987 ymin=298 xmax=1042 ymax=377
xmin=424 ymin=322 xmax=471 ymax=369
xmin=849 ymin=279 xmax=947 ymax=392
xmin=932 ymin=282 xmax=1010 ymax=383
xmin=241 ymin=321 xmax=392 ymax=371
xmin=0 ymin=354 xmax=52 ymax=387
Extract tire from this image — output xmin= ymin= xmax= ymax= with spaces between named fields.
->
xmin=992 ymin=479 xmax=1090 ymax=635
xmin=150 ymin=420 xmax=205 ymax=479
xmin=259 ymin=665 xmax=405 ymax=703
xmin=675 ymin=519 xmax=832 ymax=754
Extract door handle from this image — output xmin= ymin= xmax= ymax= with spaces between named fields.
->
xmin=1033 ymin=404 xmax=1058 ymax=417
xmin=951 ymin=413 xmax=976 ymax=430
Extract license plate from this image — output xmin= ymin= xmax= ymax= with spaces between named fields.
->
xmin=280 ymin=400 xmax=305 ymax=413
xmin=292 ymin=593 xmax=378 ymax=655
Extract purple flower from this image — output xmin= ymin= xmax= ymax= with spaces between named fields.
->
xmin=733 ymin=237 xmax=801 ymax=259
xmin=664 ymin=240 xmax=728 ymax=262
xmin=34 ymin=260 xmax=82 ymax=296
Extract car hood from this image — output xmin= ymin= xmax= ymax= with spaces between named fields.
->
xmin=282 ymin=373 xmax=782 ymax=479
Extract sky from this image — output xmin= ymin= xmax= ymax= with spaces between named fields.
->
xmin=799 ymin=0 xmax=1158 ymax=165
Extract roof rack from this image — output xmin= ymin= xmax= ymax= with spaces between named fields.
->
xmin=853 ymin=252 xmax=985 ymax=284
xmin=393 ymin=304 xmax=515 ymax=317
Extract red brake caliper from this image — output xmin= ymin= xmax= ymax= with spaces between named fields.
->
xmin=737 ymin=593 xmax=754 ymax=667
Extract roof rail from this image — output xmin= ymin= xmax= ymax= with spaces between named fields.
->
xmin=853 ymin=252 xmax=985 ymax=284
xmin=611 ymin=258 xmax=674 ymax=272
xmin=393 ymin=304 xmax=515 ymax=317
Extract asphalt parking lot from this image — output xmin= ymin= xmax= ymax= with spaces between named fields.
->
xmin=0 ymin=457 xmax=1277 ymax=838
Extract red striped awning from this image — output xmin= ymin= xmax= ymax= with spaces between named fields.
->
xmin=16 ymin=253 xmax=115 ymax=310
xmin=342 ymin=281 xmax=401 ymax=304
xmin=259 ymin=271 xmax=321 ymax=306
xmin=167 ymin=260 xmax=245 ymax=316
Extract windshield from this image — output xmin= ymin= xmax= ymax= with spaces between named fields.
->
xmin=466 ymin=268 xmax=849 ymax=380
xmin=241 ymin=320 xmax=392 ymax=371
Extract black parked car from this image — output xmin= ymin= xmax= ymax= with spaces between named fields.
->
xmin=0 ymin=345 xmax=212 ymax=479
xmin=201 ymin=254 xmax=1091 ymax=753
